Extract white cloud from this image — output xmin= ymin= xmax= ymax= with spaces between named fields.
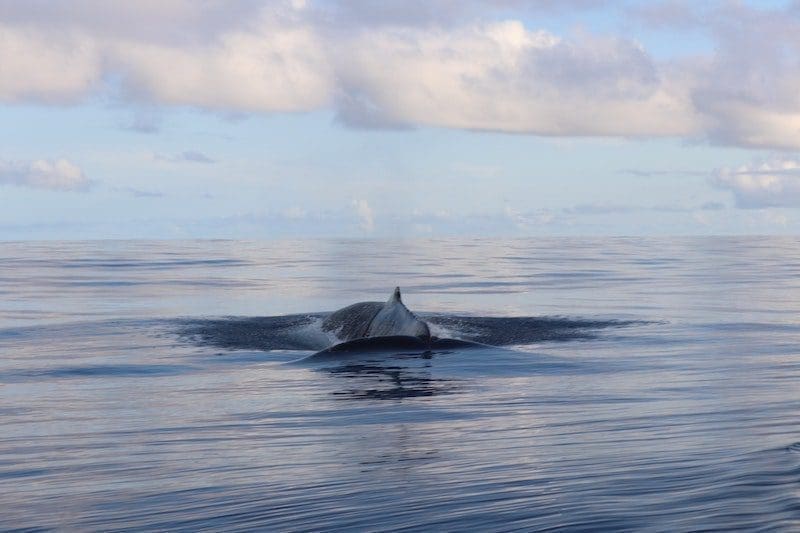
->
xmin=352 ymin=199 xmax=375 ymax=231
xmin=0 ymin=27 xmax=100 ymax=103
xmin=0 ymin=0 xmax=264 ymax=45
xmin=0 ymin=159 xmax=91 ymax=191
xmin=711 ymin=159 xmax=800 ymax=208
xmin=335 ymin=22 xmax=697 ymax=136
xmin=504 ymin=206 xmax=556 ymax=228
xmin=155 ymin=151 xmax=215 ymax=164
xmin=2 ymin=1 xmax=800 ymax=148
xmin=675 ymin=3 xmax=800 ymax=149
xmin=0 ymin=2 xmax=330 ymax=111
xmin=762 ymin=209 xmax=789 ymax=227
xmin=112 ymin=12 xmax=332 ymax=113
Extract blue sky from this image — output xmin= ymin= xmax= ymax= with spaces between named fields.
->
xmin=1 ymin=0 xmax=800 ymax=238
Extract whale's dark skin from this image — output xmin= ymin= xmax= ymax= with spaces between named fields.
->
xmin=322 ymin=302 xmax=384 ymax=341
xmin=308 ymin=335 xmax=484 ymax=358
xmin=322 ymin=287 xmax=431 ymax=342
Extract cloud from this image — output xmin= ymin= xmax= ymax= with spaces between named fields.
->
xmin=352 ymin=199 xmax=375 ymax=232
xmin=334 ymin=22 xmax=696 ymax=136
xmin=503 ymin=206 xmax=557 ymax=229
xmin=155 ymin=150 xmax=215 ymax=164
xmin=319 ymin=0 xmax=605 ymax=29
xmin=562 ymin=204 xmax=635 ymax=215
xmin=2 ymin=1 xmax=800 ymax=148
xmin=180 ymin=151 xmax=215 ymax=163
xmin=0 ymin=158 xmax=91 ymax=191
xmin=320 ymin=0 xmax=468 ymax=28
xmin=0 ymin=1 xmax=331 ymax=111
xmin=113 ymin=13 xmax=332 ymax=113
xmin=711 ymin=158 xmax=800 ymax=208
xmin=122 ymin=109 xmax=162 ymax=133
xmin=686 ymin=3 xmax=800 ymax=149
xmin=629 ymin=0 xmax=705 ymax=30
xmin=116 ymin=186 xmax=164 ymax=198
xmin=562 ymin=202 xmax=725 ymax=215
xmin=619 ymin=168 xmax=708 ymax=177
xmin=0 ymin=27 xmax=100 ymax=104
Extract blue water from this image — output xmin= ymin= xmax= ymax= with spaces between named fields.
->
xmin=1 ymin=238 xmax=800 ymax=530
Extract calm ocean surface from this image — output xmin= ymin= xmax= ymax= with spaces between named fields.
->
xmin=1 ymin=238 xmax=799 ymax=531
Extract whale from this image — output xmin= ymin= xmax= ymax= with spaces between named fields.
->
xmin=284 ymin=287 xmax=543 ymax=362
xmin=321 ymin=287 xmax=431 ymax=343
xmin=308 ymin=335 xmax=483 ymax=359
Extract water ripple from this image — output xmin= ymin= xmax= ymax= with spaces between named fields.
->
xmin=2 ymin=238 xmax=800 ymax=530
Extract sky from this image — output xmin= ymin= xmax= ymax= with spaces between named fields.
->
xmin=2 ymin=0 xmax=800 ymax=239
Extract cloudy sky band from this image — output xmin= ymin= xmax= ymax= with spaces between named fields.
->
xmin=2 ymin=0 xmax=800 ymax=237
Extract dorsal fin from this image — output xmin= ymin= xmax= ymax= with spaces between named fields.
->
xmin=389 ymin=286 xmax=401 ymax=303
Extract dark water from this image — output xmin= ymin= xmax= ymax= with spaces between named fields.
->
xmin=1 ymin=238 xmax=800 ymax=531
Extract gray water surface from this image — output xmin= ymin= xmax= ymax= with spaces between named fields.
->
xmin=1 ymin=238 xmax=799 ymax=531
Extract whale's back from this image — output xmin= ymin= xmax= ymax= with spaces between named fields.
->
xmin=321 ymin=288 xmax=430 ymax=344
xmin=321 ymin=301 xmax=382 ymax=341
xmin=367 ymin=299 xmax=430 ymax=339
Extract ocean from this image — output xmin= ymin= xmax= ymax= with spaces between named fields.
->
xmin=1 ymin=237 xmax=799 ymax=531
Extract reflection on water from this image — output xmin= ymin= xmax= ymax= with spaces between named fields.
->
xmin=323 ymin=360 xmax=463 ymax=400
xmin=1 ymin=238 xmax=800 ymax=530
